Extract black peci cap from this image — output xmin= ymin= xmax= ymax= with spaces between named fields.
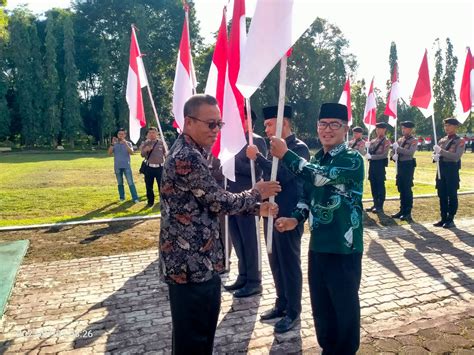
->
xmin=262 ymin=105 xmax=292 ymax=120
xmin=318 ymin=103 xmax=348 ymax=121
xmin=352 ymin=126 xmax=363 ymax=133
xmin=443 ymin=117 xmax=461 ymax=126
xmin=400 ymin=121 xmax=415 ymax=128
xmin=375 ymin=122 xmax=388 ymax=129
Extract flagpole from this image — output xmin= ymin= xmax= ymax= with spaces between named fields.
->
xmin=224 ymin=178 xmax=230 ymax=271
xmin=431 ymin=113 xmax=441 ymax=178
xmin=366 ymin=127 xmax=373 ymax=181
xmin=245 ymin=99 xmax=261 ymax=271
xmin=394 ymin=121 xmax=398 ymax=176
xmin=267 ymin=55 xmax=287 ymax=254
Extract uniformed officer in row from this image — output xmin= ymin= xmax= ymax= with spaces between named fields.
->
xmin=246 ymin=105 xmax=310 ymax=333
xmin=348 ymin=126 xmax=367 ymax=155
xmin=390 ymin=121 xmax=417 ymax=222
xmin=365 ymin=122 xmax=391 ymax=213
xmin=432 ymin=118 xmax=465 ymax=229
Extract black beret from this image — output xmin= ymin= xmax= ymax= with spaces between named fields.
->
xmin=262 ymin=105 xmax=292 ymax=120
xmin=375 ymin=122 xmax=388 ymax=129
xmin=443 ymin=118 xmax=461 ymax=126
xmin=400 ymin=121 xmax=415 ymax=128
xmin=352 ymin=126 xmax=363 ymax=133
xmin=318 ymin=103 xmax=348 ymax=121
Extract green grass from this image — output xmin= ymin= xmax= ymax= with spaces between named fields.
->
xmin=0 ymin=150 xmax=473 ymax=227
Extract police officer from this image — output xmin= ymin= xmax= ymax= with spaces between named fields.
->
xmin=390 ymin=121 xmax=417 ymax=221
xmin=246 ymin=104 xmax=310 ymax=333
xmin=365 ymin=122 xmax=391 ymax=213
xmin=348 ymin=126 xmax=367 ymax=155
xmin=224 ymin=110 xmax=267 ymax=298
xmin=433 ymin=118 xmax=465 ymax=229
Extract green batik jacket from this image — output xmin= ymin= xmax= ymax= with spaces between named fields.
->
xmin=282 ymin=143 xmax=365 ymax=254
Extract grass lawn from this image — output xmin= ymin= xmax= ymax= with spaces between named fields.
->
xmin=0 ymin=150 xmax=473 ymax=227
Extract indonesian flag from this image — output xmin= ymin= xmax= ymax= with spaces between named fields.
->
xmin=236 ymin=0 xmax=317 ymax=98
xmin=458 ymin=47 xmax=473 ymax=123
xmin=385 ymin=63 xmax=400 ymax=127
xmin=219 ymin=0 xmax=247 ymax=181
xmin=363 ymin=78 xmax=377 ymax=132
xmin=126 ymin=26 xmax=148 ymax=144
xmin=410 ymin=49 xmax=433 ymax=118
xmin=205 ymin=8 xmax=228 ymax=158
xmin=338 ymin=77 xmax=353 ymax=126
xmin=172 ymin=10 xmax=196 ymax=131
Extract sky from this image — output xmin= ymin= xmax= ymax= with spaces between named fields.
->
xmin=6 ymin=0 xmax=474 ymax=113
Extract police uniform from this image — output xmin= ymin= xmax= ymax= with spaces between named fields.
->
xmin=348 ymin=126 xmax=366 ymax=155
xmin=254 ymin=105 xmax=310 ymax=333
xmin=433 ymin=118 xmax=465 ymax=228
xmin=390 ymin=121 xmax=417 ymax=221
xmin=366 ymin=122 xmax=390 ymax=213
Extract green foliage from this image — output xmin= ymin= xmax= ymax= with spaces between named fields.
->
xmin=0 ymin=69 xmax=9 ymax=139
xmin=98 ymin=38 xmax=116 ymax=145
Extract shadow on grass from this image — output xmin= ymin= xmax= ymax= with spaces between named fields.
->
xmin=79 ymin=220 xmax=146 ymax=245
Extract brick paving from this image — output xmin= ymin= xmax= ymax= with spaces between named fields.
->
xmin=0 ymin=219 xmax=473 ymax=354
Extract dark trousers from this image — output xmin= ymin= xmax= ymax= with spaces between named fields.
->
xmin=265 ymin=219 xmax=303 ymax=319
xmin=308 ymin=251 xmax=362 ymax=355
xmin=228 ymin=214 xmax=261 ymax=286
xmin=144 ymin=166 xmax=163 ymax=205
xmin=368 ymin=162 xmax=386 ymax=209
xmin=168 ymin=274 xmax=221 ymax=355
xmin=396 ymin=161 xmax=415 ymax=214
xmin=436 ymin=162 xmax=460 ymax=222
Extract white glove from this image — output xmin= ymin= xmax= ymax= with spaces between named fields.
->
xmin=365 ymin=141 xmax=371 ymax=149
xmin=433 ymin=144 xmax=442 ymax=154
xmin=432 ymin=153 xmax=440 ymax=162
xmin=392 ymin=153 xmax=398 ymax=161
xmin=365 ymin=153 xmax=372 ymax=160
xmin=392 ymin=142 xmax=399 ymax=150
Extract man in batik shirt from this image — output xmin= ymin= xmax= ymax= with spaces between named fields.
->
xmin=270 ymin=102 xmax=364 ymax=354
xmin=159 ymin=94 xmax=280 ymax=355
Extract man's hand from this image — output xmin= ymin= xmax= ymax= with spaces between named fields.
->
xmin=392 ymin=153 xmax=398 ymax=161
xmin=392 ymin=142 xmax=399 ymax=151
xmin=111 ymin=137 xmax=118 ymax=145
xmin=254 ymin=180 xmax=281 ymax=199
xmin=260 ymin=202 xmax=278 ymax=218
xmin=275 ymin=217 xmax=298 ymax=232
xmin=433 ymin=144 xmax=442 ymax=154
xmin=246 ymin=145 xmax=259 ymax=161
xmin=365 ymin=141 xmax=371 ymax=149
xmin=432 ymin=153 xmax=440 ymax=162
xmin=365 ymin=153 xmax=372 ymax=160
xmin=269 ymin=137 xmax=288 ymax=159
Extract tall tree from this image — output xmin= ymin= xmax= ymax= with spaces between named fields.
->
xmin=441 ymin=37 xmax=458 ymax=119
xmin=0 ymin=0 xmax=9 ymax=140
xmin=386 ymin=41 xmax=398 ymax=92
xmin=432 ymin=38 xmax=444 ymax=137
xmin=29 ymin=18 xmax=45 ymax=143
xmin=61 ymin=13 xmax=82 ymax=147
xmin=98 ymin=37 xmax=115 ymax=145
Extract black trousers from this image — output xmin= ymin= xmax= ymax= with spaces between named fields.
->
xmin=144 ymin=166 xmax=162 ymax=205
xmin=265 ymin=219 xmax=303 ymax=319
xmin=436 ymin=162 xmax=460 ymax=222
xmin=228 ymin=214 xmax=261 ymax=285
xmin=368 ymin=161 xmax=387 ymax=209
xmin=308 ymin=251 xmax=362 ymax=355
xmin=396 ymin=160 xmax=415 ymax=214
xmin=168 ymin=274 xmax=221 ymax=355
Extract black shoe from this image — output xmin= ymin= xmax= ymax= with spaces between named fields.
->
xmin=400 ymin=214 xmax=413 ymax=222
xmin=391 ymin=211 xmax=403 ymax=218
xmin=433 ymin=220 xmax=446 ymax=227
xmin=223 ymin=280 xmax=246 ymax=291
xmin=443 ymin=221 xmax=456 ymax=229
xmin=233 ymin=284 xmax=262 ymax=298
xmin=146 ymin=203 xmax=154 ymax=208
xmin=365 ymin=206 xmax=375 ymax=212
xmin=274 ymin=315 xmax=299 ymax=333
xmin=260 ymin=308 xmax=285 ymax=321
xmin=373 ymin=207 xmax=384 ymax=214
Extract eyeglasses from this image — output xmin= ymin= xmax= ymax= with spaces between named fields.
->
xmin=188 ymin=116 xmax=225 ymax=130
xmin=317 ymin=121 xmax=345 ymax=130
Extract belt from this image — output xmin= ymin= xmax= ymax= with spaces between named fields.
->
xmin=148 ymin=163 xmax=163 ymax=168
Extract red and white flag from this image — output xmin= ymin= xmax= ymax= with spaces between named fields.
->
xmin=236 ymin=0 xmax=317 ymax=98
xmin=219 ymin=0 xmax=248 ymax=181
xmin=172 ymin=9 xmax=196 ymax=131
xmin=410 ymin=49 xmax=433 ymax=118
xmin=385 ymin=63 xmax=400 ymax=127
xmin=126 ymin=26 xmax=148 ymax=144
xmin=338 ymin=77 xmax=353 ymax=126
xmin=205 ymin=8 xmax=228 ymax=158
xmin=363 ymin=78 xmax=377 ymax=132
xmin=458 ymin=47 xmax=473 ymax=123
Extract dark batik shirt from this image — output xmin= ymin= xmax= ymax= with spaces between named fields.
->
xmin=159 ymin=134 xmax=262 ymax=284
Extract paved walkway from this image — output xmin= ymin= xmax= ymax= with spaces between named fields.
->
xmin=0 ymin=219 xmax=473 ymax=354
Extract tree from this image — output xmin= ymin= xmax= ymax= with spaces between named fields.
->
xmin=386 ymin=41 xmax=398 ymax=92
xmin=0 ymin=0 xmax=9 ymax=140
xmin=441 ymin=38 xmax=457 ymax=119
xmin=98 ymin=37 xmax=116 ymax=145
xmin=432 ymin=38 xmax=444 ymax=137
xmin=43 ymin=11 xmax=61 ymax=146
xmin=61 ymin=13 xmax=82 ymax=147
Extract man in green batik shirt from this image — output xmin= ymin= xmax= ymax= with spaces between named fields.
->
xmin=270 ymin=102 xmax=364 ymax=354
